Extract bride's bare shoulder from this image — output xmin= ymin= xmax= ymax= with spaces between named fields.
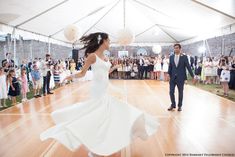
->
xmin=86 ymin=53 xmax=96 ymax=64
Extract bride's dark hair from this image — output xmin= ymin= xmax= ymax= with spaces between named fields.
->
xmin=80 ymin=32 xmax=109 ymax=56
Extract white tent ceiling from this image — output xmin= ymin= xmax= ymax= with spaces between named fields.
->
xmin=0 ymin=0 xmax=234 ymax=45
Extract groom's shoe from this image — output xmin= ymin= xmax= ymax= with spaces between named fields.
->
xmin=168 ymin=106 xmax=175 ymax=111
xmin=178 ymin=107 xmax=182 ymax=111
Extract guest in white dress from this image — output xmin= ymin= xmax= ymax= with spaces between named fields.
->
xmin=162 ymin=55 xmax=169 ymax=81
xmin=153 ymin=56 xmax=162 ymax=80
xmin=0 ymin=67 xmax=8 ymax=107
xmin=204 ymin=58 xmax=213 ymax=84
xmin=40 ymin=32 xmax=159 ymax=157
xmin=220 ymin=58 xmax=230 ymax=97
xmin=49 ymin=65 xmax=55 ymax=90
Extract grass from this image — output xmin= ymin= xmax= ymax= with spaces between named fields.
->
xmin=188 ymin=81 xmax=235 ymax=102
xmin=0 ymin=84 xmax=36 ymax=111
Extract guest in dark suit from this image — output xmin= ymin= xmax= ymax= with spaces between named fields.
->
xmin=190 ymin=56 xmax=195 ymax=69
xmin=138 ymin=54 xmax=144 ymax=79
xmin=168 ymin=44 xmax=194 ymax=111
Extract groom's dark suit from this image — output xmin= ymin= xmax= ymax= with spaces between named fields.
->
xmin=168 ymin=54 xmax=194 ymax=108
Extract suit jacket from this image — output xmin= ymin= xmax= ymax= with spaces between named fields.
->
xmin=168 ymin=54 xmax=194 ymax=82
xmin=190 ymin=56 xmax=195 ymax=67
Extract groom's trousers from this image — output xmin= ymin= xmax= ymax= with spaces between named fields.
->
xmin=169 ymin=77 xmax=185 ymax=108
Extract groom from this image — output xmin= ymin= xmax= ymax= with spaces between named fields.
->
xmin=168 ymin=44 xmax=194 ymax=111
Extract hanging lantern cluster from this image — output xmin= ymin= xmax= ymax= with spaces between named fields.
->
xmin=64 ymin=24 xmax=79 ymax=42
xmin=117 ymin=28 xmax=135 ymax=46
xmin=152 ymin=45 xmax=162 ymax=54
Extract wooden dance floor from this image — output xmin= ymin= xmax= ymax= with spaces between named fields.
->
xmin=0 ymin=80 xmax=235 ymax=157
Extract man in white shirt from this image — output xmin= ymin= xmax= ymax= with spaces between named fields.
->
xmin=143 ymin=57 xmax=149 ymax=79
xmin=42 ymin=54 xmax=54 ymax=96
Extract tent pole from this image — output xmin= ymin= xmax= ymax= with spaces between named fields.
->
xmin=13 ymin=28 xmax=16 ymax=64
xmin=30 ymin=40 xmax=33 ymax=60
xmin=123 ymin=0 xmax=126 ymax=28
xmin=222 ymin=38 xmax=225 ymax=55
xmin=203 ymin=40 xmax=206 ymax=56
xmin=48 ymin=37 xmax=51 ymax=54
xmin=205 ymin=40 xmax=211 ymax=57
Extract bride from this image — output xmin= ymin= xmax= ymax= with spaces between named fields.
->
xmin=40 ymin=32 xmax=159 ymax=157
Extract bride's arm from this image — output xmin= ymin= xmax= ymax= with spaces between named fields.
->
xmin=71 ymin=54 xmax=96 ymax=78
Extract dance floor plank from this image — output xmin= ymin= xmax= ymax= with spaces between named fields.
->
xmin=0 ymin=80 xmax=235 ymax=157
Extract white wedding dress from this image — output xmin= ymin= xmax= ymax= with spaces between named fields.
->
xmin=40 ymin=54 xmax=159 ymax=156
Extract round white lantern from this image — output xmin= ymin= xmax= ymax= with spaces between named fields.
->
xmin=152 ymin=45 xmax=162 ymax=54
xmin=64 ymin=25 xmax=78 ymax=42
xmin=198 ymin=46 xmax=206 ymax=54
xmin=104 ymin=50 xmax=110 ymax=57
xmin=117 ymin=28 xmax=135 ymax=46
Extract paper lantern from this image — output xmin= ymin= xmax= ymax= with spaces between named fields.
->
xmin=152 ymin=45 xmax=162 ymax=54
xmin=104 ymin=50 xmax=110 ymax=57
xmin=198 ymin=46 xmax=206 ymax=53
xmin=117 ymin=28 xmax=135 ymax=46
xmin=64 ymin=25 xmax=78 ymax=42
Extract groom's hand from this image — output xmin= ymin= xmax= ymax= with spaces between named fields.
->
xmin=166 ymin=74 xmax=170 ymax=81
